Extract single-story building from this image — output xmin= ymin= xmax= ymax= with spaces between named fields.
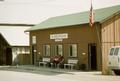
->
xmin=0 ymin=33 xmax=12 ymax=65
xmin=26 ymin=5 xmax=120 ymax=74
xmin=12 ymin=46 xmax=30 ymax=65
xmin=0 ymin=24 xmax=33 ymax=65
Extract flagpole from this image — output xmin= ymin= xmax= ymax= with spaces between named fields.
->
xmin=91 ymin=0 xmax=102 ymax=72
xmin=89 ymin=0 xmax=102 ymax=71
xmin=89 ymin=0 xmax=101 ymax=45
xmin=90 ymin=0 xmax=93 ymax=9
xmin=90 ymin=0 xmax=101 ymax=51
xmin=91 ymin=0 xmax=92 ymax=5
xmin=91 ymin=0 xmax=93 ymax=4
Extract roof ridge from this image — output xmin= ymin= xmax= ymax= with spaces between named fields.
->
xmin=49 ymin=5 xmax=120 ymax=19
xmin=26 ymin=5 xmax=120 ymax=32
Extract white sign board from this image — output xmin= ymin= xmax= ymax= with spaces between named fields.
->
xmin=50 ymin=33 xmax=68 ymax=39
xmin=50 ymin=33 xmax=68 ymax=42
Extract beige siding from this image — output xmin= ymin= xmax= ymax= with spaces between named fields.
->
xmin=115 ymin=16 xmax=120 ymax=44
xmin=101 ymin=14 xmax=120 ymax=74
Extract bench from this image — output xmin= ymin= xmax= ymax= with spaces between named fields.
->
xmin=39 ymin=57 xmax=50 ymax=67
xmin=64 ymin=59 xmax=78 ymax=69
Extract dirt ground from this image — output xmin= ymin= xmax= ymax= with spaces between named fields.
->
xmin=0 ymin=66 xmax=120 ymax=81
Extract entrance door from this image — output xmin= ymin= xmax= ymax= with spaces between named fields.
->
xmin=32 ymin=45 xmax=36 ymax=65
xmin=6 ymin=48 xmax=12 ymax=65
xmin=88 ymin=43 xmax=97 ymax=70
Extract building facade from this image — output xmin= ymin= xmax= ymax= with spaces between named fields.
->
xmin=101 ymin=12 xmax=120 ymax=74
xmin=30 ymin=24 xmax=101 ymax=70
xmin=26 ymin=5 xmax=120 ymax=73
xmin=0 ymin=24 xmax=32 ymax=65
xmin=12 ymin=46 xmax=30 ymax=65
xmin=0 ymin=33 xmax=12 ymax=65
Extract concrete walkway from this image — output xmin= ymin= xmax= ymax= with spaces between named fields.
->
xmin=0 ymin=65 xmax=120 ymax=81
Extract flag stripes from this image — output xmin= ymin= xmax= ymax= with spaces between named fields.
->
xmin=89 ymin=4 xmax=94 ymax=27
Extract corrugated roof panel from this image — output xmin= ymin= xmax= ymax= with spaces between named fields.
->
xmin=26 ymin=5 xmax=120 ymax=31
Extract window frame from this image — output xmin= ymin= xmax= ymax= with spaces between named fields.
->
xmin=114 ymin=48 xmax=119 ymax=55
xmin=69 ymin=44 xmax=77 ymax=57
xmin=43 ymin=44 xmax=51 ymax=56
xmin=110 ymin=48 xmax=114 ymax=55
xmin=55 ymin=44 xmax=63 ymax=56
xmin=32 ymin=36 xmax=36 ymax=44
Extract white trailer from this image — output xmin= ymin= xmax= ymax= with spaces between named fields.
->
xmin=108 ymin=46 xmax=120 ymax=75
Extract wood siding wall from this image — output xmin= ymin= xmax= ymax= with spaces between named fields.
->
xmin=0 ymin=34 xmax=12 ymax=65
xmin=18 ymin=54 xmax=31 ymax=65
xmin=101 ymin=13 xmax=120 ymax=74
xmin=30 ymin=24 xmax=101 ymax=70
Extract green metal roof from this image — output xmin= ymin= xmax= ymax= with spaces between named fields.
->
xmin=26 ymin=5 xmax=120 ymax=31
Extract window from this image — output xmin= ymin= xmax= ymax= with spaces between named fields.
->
xmin=25 ymin=47 xmax=30 ymax=54
xmin=110 ymin=48 xmax=114 ymax=55
xmin=114 ymin=48 xmax=119 ymax=55
xmin=69 ymin=44 xmax=77 ymax=57
xmin=55 ymin=45 xmax=63 ymax=56
xmin=19 ymin=47 xmax=22 ymax=54
xmin=17 ymin=48 xmax=20 ymax=54
xmin=43 ymin=45 xmax=50 ymax=56
xmin=32 ymin=36 xmax=36 ymax=44
xmin=22 ymin=47 xmax=25 ymax=54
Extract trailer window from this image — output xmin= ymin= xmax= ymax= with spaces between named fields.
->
xmin=110 ymin=48 xmax=114 ymax=55
xmin=114 ymin=48 xmax=119 ymax=55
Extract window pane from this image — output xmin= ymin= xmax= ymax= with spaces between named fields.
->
xmin=69 ymin=45 xmax=72 ymax=56
xmin=58 ymin=45 xmax=63 ymax=55
xmin=44 ymin=45 xmax=50 ymax=56
xmin=25 ymin=47 xmax=30 ymax=54
xmin=22 ymin=47 xmax=25 ymax=54
xmin=56 ymin=45 xmax=59 ymax=55
xmin=69 ymin=44 xmax=77 ymax=57
xmin=72 ymin=44 xmax=77 ymax=57
xmin=110 ymin=48 xmax=114 ymax=55
xmin=32 ymin=36 xmax=36 ymax=44
xmin=114 ymin=48 xmax=119 ymax=55
xmin=55 ymin=45 xmax=63 ymax=56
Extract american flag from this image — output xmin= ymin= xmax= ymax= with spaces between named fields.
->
xmin=89 ymin=4 xmax=94 ymax=27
